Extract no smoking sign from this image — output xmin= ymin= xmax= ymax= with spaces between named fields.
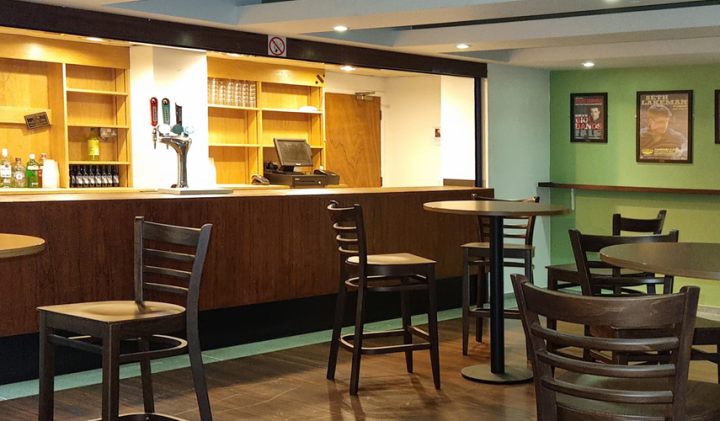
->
xmin=268 ymin=35 xmax=287 ymax=57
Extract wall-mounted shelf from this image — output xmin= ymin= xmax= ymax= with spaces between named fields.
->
xmin=208 ymin=104 xmax=259 ymax=111
xmin=538 ymin=182 xmax=720 ymax=196
xmin=209 ymin=143 xmax=260 ymax=148
xmin=69 ymin=161 xmax=130 ymax=165
xmin=261 ymin=107 xmax=323 ymax=115
xmin=65 ymin=88 xmax=128 ymax=96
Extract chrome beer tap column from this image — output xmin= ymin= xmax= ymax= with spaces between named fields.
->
xmin=153 ymin=125 xmax=192 ymax=188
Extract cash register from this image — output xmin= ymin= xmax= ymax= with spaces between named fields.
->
xmin=263 ymin=138 xmax=339 ymax=187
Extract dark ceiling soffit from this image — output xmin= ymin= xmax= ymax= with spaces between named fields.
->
xmin=412 ymin=0 xmax=720 ymax=30
xmin=0 ymin=0 xmax=486 ymax=78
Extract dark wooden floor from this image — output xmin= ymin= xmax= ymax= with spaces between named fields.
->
xmin=0 ymin=318 xmax=716 ymax=420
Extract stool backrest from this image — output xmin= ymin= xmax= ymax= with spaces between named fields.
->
xmin=512 ymin=274 xmax=698 ymax=421
xmin=327 ymin=200 xmax=368 ymax=268
xmin=569 ymin=228 xmax=678 ymax=296
xmin=472 ymin=194 xmax=539 ymax=245
xmin=612 ymin=209 xmax=667 ymax=235
xmin=134 ymin=216 xmax=213 ymax=317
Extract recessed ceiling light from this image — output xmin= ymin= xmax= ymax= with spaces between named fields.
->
xmin=340 ymin=65 xmax=356 ymax=72
xmin=582 ymin=61 xmax=596 ymax=68
xmin=85 ymin=37 xmax=104 ymax=42
xmin=333 ymin=25 xmax=348 ymax=32
xmin=456 ymin=43 xmax=470 ymax=50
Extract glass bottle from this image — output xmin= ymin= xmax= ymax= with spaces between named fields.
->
xmin=111 ymin=166 xmax=120 ymax=187
xmin=38 ymin=152 xmax=47 ymax=188
xmin=77 ymin=165 xmax=86 ymax=188
xmin=26 ymin=154 xmax=39 ymax=188
xmin=87 ymin=128 xmax=101 ymax=161
xmin=69 ymin=165 xmax=77 ymax=188
xmin=12 ymin=157 xmax=26 ymax=188
xmin=0 ymin=148 xmax=11 ymax=188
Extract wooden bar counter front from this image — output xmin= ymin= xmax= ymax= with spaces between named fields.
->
xmin=0 ymin=186 xmax=486 ymax=337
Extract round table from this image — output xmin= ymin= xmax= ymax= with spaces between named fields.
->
xmin=424 ymin=200 xmax=568 ymax=383
xmin=600 ymin=242 xmax=720 ymax=281
xmin=0 ymin=233 xmax=45 ymax=258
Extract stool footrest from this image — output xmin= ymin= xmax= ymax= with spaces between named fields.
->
xmin=89 ymin=412 xmax=188 ymax=421
xmin=468 ymin=305 xmax=521 ymax=320
xmin=339 ymin=329 xmax=432 ymax=355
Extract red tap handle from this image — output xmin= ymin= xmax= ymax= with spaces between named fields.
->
xmin=150 ymin=97 xmax=158 ymax=126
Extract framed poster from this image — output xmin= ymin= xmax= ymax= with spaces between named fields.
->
xmin=715 ymin=90 xmax=720 ymax=144
xmin=636 ymin=90 xmax=692 ymax=163
xmin=571 ymin=93 xmax=607 ymax=143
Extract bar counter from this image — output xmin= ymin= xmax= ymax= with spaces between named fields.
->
xmin=1 ymin=186 xmax=488 ymax=337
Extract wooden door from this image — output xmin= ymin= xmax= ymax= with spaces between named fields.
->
xmin=325 ymin=93 xmax=381 ymax=187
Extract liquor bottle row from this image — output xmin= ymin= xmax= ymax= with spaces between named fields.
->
xmin=70 ymin=165 xmax=120 ymax=188
xmin=0 ymin=149 xmax=51 ymax=188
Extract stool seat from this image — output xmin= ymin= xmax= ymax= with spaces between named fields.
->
xmin=348 ymin=253 xmax=435 ymax=266
xmin=39 ymin=301 xmax=184 ymax=323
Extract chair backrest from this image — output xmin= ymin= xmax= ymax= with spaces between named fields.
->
xmin=472 ymin=194 xmax=539 ymax=246
xmin=612 ymin=209 xmax=667 ymax=235
xmin=569 ymin=228 xmax=679 ymax=296
xmin=327 ymin=200 xmax=368 ymax=271
xmin=511 ymin=274 xmax=699 ymax=421
xmin=134 ymin=216 xmax=213 ymax=318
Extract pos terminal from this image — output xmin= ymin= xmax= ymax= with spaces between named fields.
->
xmin=263 ymin=138 xmax=339 ymax=187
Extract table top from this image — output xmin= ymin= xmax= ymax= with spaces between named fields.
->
xmin=0 ymin=233 xmax=45 ymax=259
xmin=423 ymin=200 xmax=569 ymax=217
xmin=600 ymin=242 xmax=720 ymax=281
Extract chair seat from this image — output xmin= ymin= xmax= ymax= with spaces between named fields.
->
xmin=38 ymin=300 xmax=185 ymax=323
xmin=556 ymin=373 xmax=720 ymax=420
xmin=347 ymin=253 xmax=435 ymax=266
xmin=693 ymin=316 xmax=720 ymax=344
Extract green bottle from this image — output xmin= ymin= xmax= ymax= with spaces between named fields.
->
xmin=88 ymin=128 xmax=101 ymax=161
xmin=26 ymin=153 xmax=39 ymax=188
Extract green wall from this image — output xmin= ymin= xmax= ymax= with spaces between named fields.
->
xmin=550 ymin=64 xmax=720 ymax=306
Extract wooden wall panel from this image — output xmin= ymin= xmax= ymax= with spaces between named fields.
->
xmin=0 ymin=187 xmax=487 ymax=336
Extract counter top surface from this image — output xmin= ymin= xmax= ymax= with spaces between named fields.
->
xmin=0 ymin=185 xmax=480 ymax=203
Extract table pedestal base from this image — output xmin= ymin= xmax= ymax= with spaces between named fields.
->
xmin=461 ymin=363 xmax=533 ymax=384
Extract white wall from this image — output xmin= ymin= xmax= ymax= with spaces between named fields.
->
xmin=487 ymin=63 xmax=551 ymax=288
xmin=129 ymin=46 xmax=212 ymax=189
xmin=440 ymin=76 xmax=475 ymax=181
xmin=383 ymin=76 xmax=442 ymax=187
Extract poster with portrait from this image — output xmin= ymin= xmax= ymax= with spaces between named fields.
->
xmin=571 ymin=93 xmax=607 ymax=143
xmin=636 ymin=90 xmax=692 ymax=163
xmin=570 ymin=93 xmax=607 ymax=143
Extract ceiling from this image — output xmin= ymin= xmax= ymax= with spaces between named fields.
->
xmin=20 ymin=0 xmax=720 ymax=70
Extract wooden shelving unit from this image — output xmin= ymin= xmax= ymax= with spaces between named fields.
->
xmin=0 ymin=33 xmax=132 ymax=189
xmin=207 ymin=57 xmax=326 ymax=184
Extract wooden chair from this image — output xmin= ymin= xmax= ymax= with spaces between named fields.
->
xmin=461 ymin=194 xmax=539 ymax=355
xmin=38 ymin=217 xmax=213 ymax=421
xmin=326 ymin=201 xmax=440 ymax=395
xmin=512 ymin=274 xmax=720 ymax=421
xmin=547 ymin=209 xmax=666 ymax=296
xmin=571 ymin=228 xmax=720 ymax=381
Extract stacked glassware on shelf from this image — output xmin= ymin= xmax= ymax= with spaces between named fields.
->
xmin=208 ymin=78 xmax=257 ymax=107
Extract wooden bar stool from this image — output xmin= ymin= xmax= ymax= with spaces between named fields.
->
xmin=38 ymin=217 xmax=213 ymax=421
xmin=325 ymin=201 xmax=440 ymax=395
xmin=460 ymin=195 xmax=538 ymax=355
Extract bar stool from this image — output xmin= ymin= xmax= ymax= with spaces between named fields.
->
xmin=325 ymin=200 xmax=440 ymax=395
xmin=460 ymin=195 xmax=538 ymax=355
xmin=38 ymin=217 xmax=213 ymax=421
